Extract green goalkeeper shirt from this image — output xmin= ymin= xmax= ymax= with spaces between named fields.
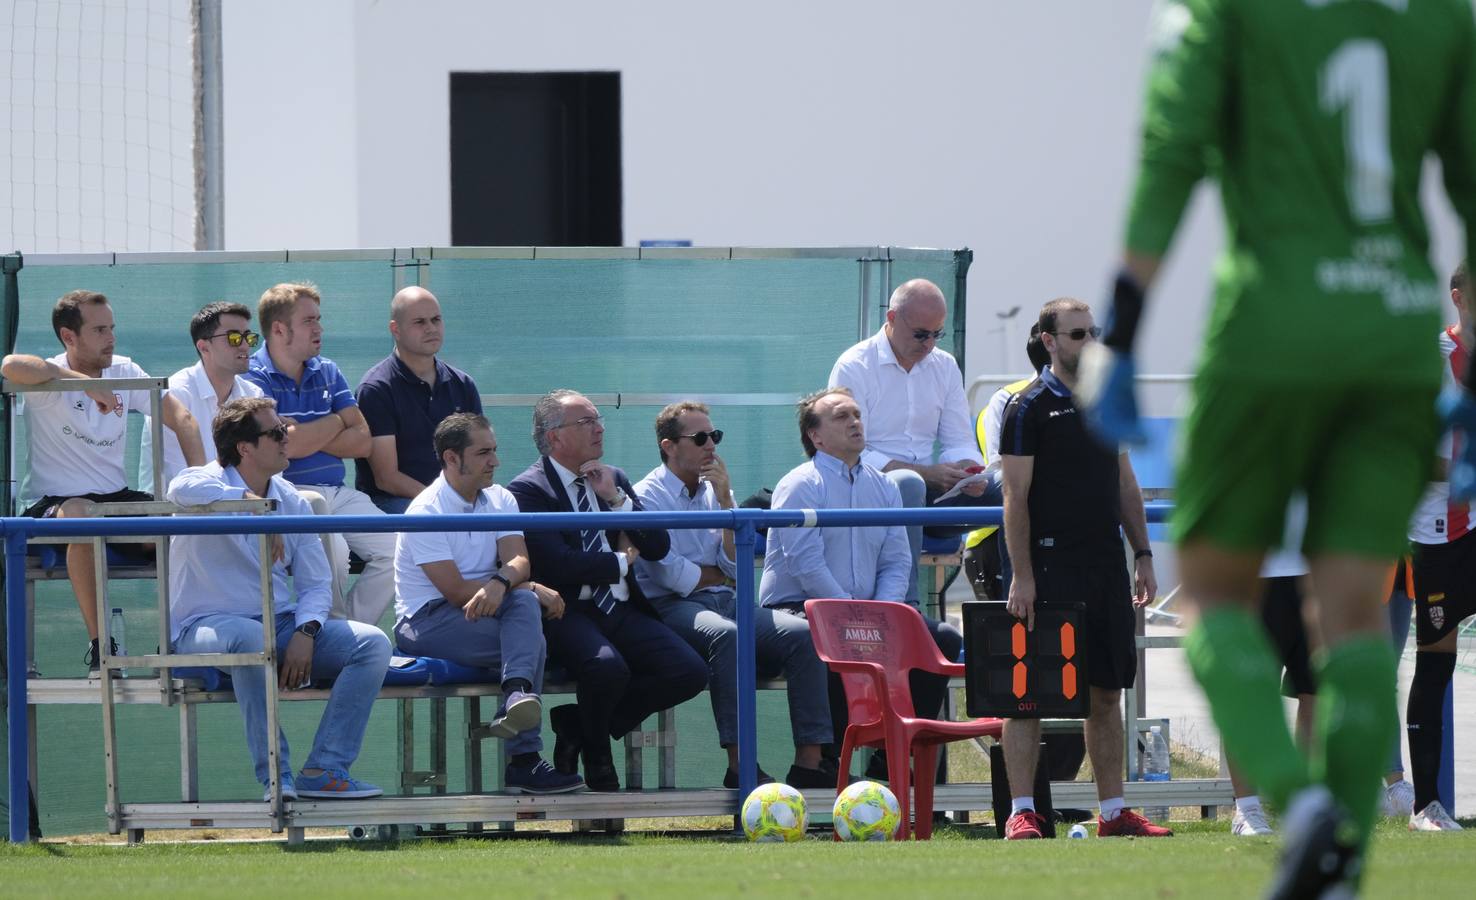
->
xmin=1125 ymin=0 xmax=1476 ymax=386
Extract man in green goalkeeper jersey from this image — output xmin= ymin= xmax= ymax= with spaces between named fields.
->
xmin=1077 ymin=0 xmax=1476 ymax=896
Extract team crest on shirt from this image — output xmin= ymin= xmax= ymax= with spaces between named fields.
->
xmin=72 ymin=399 xmax=85 ymax=411
xmin=1430 ymin=606 xmax=1446 ymax=630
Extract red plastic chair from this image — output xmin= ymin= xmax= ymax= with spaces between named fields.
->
xmin=805 ymin=598 xmax=1003 ymax=840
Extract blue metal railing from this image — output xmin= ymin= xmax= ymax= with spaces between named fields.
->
xmin=3 ymin=503 xmax=1173 ymax=842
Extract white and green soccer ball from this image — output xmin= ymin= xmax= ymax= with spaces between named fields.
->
xmin=741 ymin=782 xmax=808 ymax=842
xmin=832 ymin=780 xmax=901 ymax=841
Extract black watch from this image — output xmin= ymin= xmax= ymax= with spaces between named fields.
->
xmin=489 ymin=573 xmax=513 ymax=593
xmin=1134 ymin=549 xmax=1154 ymax=560
xmin=295 ymin=620 xmax=322 ymax=639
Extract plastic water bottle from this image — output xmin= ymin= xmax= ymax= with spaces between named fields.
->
xmin=109 ymin=607 xmax=128 ymax=658
xmin=1143 ymin=725 xmax=1171 ymax=822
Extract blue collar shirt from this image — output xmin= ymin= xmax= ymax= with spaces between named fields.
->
xmin=632 ymin=464 xmax=737 ymax=601
xmin=759 ymin=451 xmax=912 ymax=608
xmin=244 ymin=348 xmax=356 ymax=487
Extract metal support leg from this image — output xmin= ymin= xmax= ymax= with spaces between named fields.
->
xmin=659 ymin=707 xmax=677 ymax=789
xmin=179 ymin=703 xmax=199 ymax=801
xmin=95 ymin=537 xmax=123 ymax=834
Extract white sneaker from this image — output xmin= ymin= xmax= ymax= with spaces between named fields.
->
xmin=1231 ymin=805 xmax=1274 ymax=836
xmin=1409 ymin=800 xmax=1463 ymax=831
xmin=1381 ymin=780 xmax=1415 ymax=818
xmin=262 ymin=783 xmax=299 ymax=803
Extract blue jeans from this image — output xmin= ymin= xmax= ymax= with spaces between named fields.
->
xmin=176 ymin=612 xmax=391 ymax=788
xmin=394 ymin=591 xmax=548 ymax=755
xmin=653 ymin=588 xmax=832 ymax=748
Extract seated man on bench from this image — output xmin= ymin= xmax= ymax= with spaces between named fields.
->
xmin=168 ymin=397 xmax=391 ymax=801
xmin=393 ymin=413 xmax=585 ymax=794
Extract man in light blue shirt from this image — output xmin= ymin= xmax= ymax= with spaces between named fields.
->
xmin=168 ymin=397 xmax=391 ymax=801
xmin=760 ymin=387 xmax=963 ymax=754
xmin=635 ymin=401 xmax=835 ymax=789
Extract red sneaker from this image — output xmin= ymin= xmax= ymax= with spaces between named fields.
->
xmin=1098 ymin=809 xmax=1173 ymax=837
xmin=1004 ymin=810 xmax=1047 ymax=840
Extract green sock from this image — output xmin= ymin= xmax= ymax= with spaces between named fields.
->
xmin=1185 ymin=608 xmax=1309 ymax=808
xmin=1313 ymin=636 xmax=1398 ymax=847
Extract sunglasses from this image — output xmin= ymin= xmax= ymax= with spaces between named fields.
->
xmin=1048 ymin=326 xmax=1101 ymax=341
xmin=253 ymin=423 xmax=289 ymax=443
xmin=209 ymin=329 xmax=260 ymax=348
xmin=679 ymin=429 xmax=724 ymax=447
xmin=911 ymin=327 xmax=946 ymax=342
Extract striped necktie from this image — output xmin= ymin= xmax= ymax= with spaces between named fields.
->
xmin=574 ymin=477 xmax=617 ymax=614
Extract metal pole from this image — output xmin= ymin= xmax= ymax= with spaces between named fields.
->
xmin=195 ymin=0 xmax=225 ymax=250
xmin=260 ymin=533 xmax=283 ymax=828
xmin=734 ymin=519 xmax=758 ymax=803
xmin=6 ymin=530 xmax=30 ymax=843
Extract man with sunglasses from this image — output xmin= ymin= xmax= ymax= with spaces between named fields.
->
xmin=143 ymin=301 xmax=267 ymax=489
xmin=356 ymin=287 xmax=483 ymax=514
xmin=507 ymin=390 xmax=707 ymax=791
xmin=633 ymin=401 xmax=836 ymax=790
xmin=168 ymin=397 xmax=391 ymax=802
xmin=829 ymin=278 xmax=992 ymax=606
xmin=997 ymin=298 xmax=1162 ymax=841
xmin=2 ymin=289 xmax=208 ymax=676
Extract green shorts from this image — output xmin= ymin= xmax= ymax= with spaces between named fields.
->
xmin=1172 ymin=377 xmax=1440 ymax=559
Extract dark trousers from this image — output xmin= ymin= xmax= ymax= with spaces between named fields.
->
xmin=827 ymin=611 xmax=964 ymax=747
xmin=542 ymin=596 xmax=708 ymax=756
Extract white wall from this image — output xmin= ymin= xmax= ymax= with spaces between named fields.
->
xmin=219 ymin=0 xmax=1467 ymax=397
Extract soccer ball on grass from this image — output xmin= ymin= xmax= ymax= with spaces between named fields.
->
xmin=832 ymin=780 xmax=901 ymax=841
xmin=740 ymin=782 xmax=808 ymax=842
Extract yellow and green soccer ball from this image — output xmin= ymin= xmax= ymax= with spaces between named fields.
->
xmin=833 ymin=780 xmax=901 ymax=841
xmin=741 ymin=782 xmax=808 ymax=842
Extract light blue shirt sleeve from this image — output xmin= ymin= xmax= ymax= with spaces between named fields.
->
xmin=632 ymin=473 xmax=703 ymax=598
xmin=873 ymin=485 xmax=913 ymax=604
xmin=769 ymin=470 xmax=853 ymax=601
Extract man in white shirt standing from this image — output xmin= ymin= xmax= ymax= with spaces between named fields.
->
xmin=393 ymin=413 xmax=585 ymax=794
xmin=829 ymin=279 xmax=991 ymax=604
xmin=634 ymin=401 xmax=835 ymax=789
xmin=168 ymin=397 xmax=390 ymax=801
xmin=143 ymin=302 xmax=265 ymax=488
xmin=1 ymin=289 xmax=206 ymax=675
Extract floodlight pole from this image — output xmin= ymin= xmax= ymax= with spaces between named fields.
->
xmin=734 ymin=519 xmax=758 ymax=804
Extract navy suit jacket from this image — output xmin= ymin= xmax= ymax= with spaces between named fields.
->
xmin=506 ymin=456 xmax=671 ymax=616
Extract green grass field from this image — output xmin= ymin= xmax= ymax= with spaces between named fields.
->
xmin=3 ymin=819 xmax=1473 ymax=898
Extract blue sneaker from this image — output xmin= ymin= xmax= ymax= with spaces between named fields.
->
xmin=505 ymin=757 xmax=586 ymax=794
xmin=487 ymin=690 xmax=542 ymax=739
xmin=296 ymin=769 xmax=383 ymax=799
xmin=262 ymin=782 xmax=299 ymax=802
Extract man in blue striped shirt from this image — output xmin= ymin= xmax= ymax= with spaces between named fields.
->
xmin=245 ymin=283 xmax=396 ymax=626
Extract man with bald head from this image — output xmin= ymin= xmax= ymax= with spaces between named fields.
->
xmin=829 ymin=278 xmax=990 ymax=605
xmin=356 ymin=287 xmax=483 ymax=514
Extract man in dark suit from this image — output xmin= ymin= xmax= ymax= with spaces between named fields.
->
xmin=507 ymin=389 xmax=708 ymax=791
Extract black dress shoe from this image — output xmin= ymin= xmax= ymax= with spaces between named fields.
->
xmin=722 ymin=766 xmax=775 ymax=790
xmin=583 ymin=756 xmax=621 ymax=792
xmin=864 ymin=749 xmax=911 ymax=783
xmin=550 ymin=704 xmax=582 ymax=776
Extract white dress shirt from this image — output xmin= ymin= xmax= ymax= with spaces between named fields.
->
xmin=166 ymin=462 xmax=332 ymax=643
xmin=547 ymin=457 xmax=632 ymax=602
xmin=829 ymin=328 xmax=978 ymax=471
xmin=394 ymin=473 xmax=524 ymax=620
xmin=632 ymin=464 xmax=737 ymax=600
xmin=141 ymin=362 xmax=264 ymax=489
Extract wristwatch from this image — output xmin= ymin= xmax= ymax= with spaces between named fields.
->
xmin=605 ymin=488 xmax=627 ymax=508
xmin=295 ymin=620 xmax=322 ymax=639
xmin=489 ymin=572 xmax=513 ymax=593
xmin=1134 ymin=549 xmax=1154 ymax=560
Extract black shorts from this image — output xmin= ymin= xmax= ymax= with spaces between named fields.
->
xmin=22 ymin=488 xmax=154 ymax=519
xmin=1034 ymin=559 xmax=1136 ymax=690
xmin=1259 ymin=576 xmax=1315 ymax=697
xmin=1411 ymin=529 xmax=1476 ymax=645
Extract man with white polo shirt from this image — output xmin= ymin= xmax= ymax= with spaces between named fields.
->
xmin=245 ymin=282 xmax=396 ymax=625
xmin=168 ymin=397 xmax=390 ymax=801
xmin=142 ymin=301 xmax=265 ymax=488
xmin=2 ymin=289 xmax=206 ymax=675
xmin=393 ymin=412 xmax=584 ymax=794
xmin=829 ymin=278 xmax=991 ymax=604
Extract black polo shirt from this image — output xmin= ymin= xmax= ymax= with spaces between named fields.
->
xmin=999 ymin=365 xmax=1122 ymax=564
xmin=354 ymin=354 xmax=483 ymax=502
